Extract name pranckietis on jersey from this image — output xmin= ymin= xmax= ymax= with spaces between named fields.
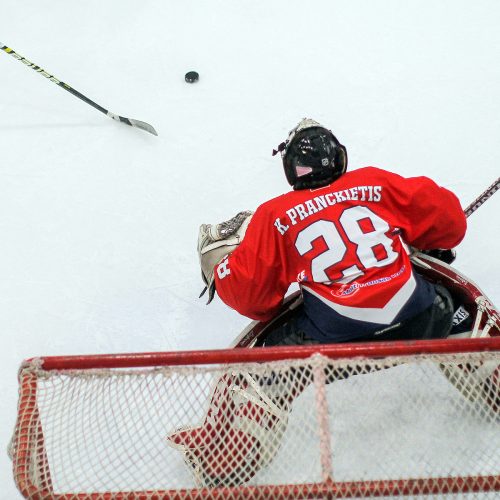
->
xmin=274 ymin=184 xmax=383 ymax=235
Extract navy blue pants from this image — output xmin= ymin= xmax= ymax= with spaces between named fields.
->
xmin=264 ymin=284 xmax=454 ymax=347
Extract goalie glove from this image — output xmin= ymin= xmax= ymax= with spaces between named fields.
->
xmin=198 ymin=210 xmax=253 ymax=303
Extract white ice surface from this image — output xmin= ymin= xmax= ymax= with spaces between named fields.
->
xmin=1 ymin=1 xmax=499 ymax=497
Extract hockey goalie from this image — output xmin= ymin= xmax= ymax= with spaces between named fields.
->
xmin=166 ymin=118 xmax=483 ymax=487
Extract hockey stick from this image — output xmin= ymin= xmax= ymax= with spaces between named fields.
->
xmin=464 ymin=177 xmax=500 ymax=217
xmin=1 ymin=43 xmax=158 ymax=136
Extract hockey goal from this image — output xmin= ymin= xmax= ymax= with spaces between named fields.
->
xmin=10 ymin=335 xmax=500 ymax=499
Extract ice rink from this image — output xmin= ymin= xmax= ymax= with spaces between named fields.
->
xmin=2 ymin=1 xmax=499 ymax=497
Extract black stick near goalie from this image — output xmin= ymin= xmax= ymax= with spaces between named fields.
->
xmin=464 ymin=177 xmax=500 ymax=217
xmin=1 ymin=42 xmax=158 ymax=136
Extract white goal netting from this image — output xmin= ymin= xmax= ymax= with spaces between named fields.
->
xmin=10 ymin=341 xmax=500 ymax=499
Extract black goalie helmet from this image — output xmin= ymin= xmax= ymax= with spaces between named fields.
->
xmin=273 ymin=118 xmax=348 ymax=190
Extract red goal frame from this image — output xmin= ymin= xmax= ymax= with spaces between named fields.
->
xmin=13 ymin=336 xmax=500 ymax=499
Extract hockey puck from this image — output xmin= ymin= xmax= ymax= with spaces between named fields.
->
xmin=185 ymin=71 xmax=199 ymax=83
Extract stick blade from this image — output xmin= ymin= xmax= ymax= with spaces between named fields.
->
xmin=128 ymin=118 xmax=158 ymax=136
xmin=110 ymin=112 xmax=158 ymax=136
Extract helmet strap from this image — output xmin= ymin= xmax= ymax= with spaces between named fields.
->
xmin=272 ymin=141 xmax=287 ymax=157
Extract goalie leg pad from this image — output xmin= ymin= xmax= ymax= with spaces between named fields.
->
xmin=166 ymin=370 xmax=296 ymax=487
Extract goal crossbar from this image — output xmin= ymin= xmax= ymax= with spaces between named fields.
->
xmin=27 ymin=336 xmax=500 ymax=370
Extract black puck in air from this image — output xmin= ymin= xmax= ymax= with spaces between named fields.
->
xmin=185 ymin=71 xmax=199 ymax=83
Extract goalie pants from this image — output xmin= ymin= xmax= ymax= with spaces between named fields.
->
xmin=264 ymin=284 xmax=454 ymax=347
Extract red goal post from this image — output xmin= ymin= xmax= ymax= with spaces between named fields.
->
xmin=11 ymin=337 xmax=500 ymax=499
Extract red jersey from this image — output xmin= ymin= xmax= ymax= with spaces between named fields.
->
xmin=214 ymin=167 xmax=466 ymax=327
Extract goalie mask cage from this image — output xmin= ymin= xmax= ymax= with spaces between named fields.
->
xmin=10 ymin=337 xmax=500 ymax=500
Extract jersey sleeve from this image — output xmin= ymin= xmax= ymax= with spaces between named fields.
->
xmin=214 ymin=205 xmax=289 ymax=321
xmin=383 ymin=170 xmax=467 ymax=250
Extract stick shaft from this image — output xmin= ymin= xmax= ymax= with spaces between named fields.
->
xmin=1 ymin=42 xmax=157 ymax=135
xmin=464 ymin=177 xmax=500 ymax=217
